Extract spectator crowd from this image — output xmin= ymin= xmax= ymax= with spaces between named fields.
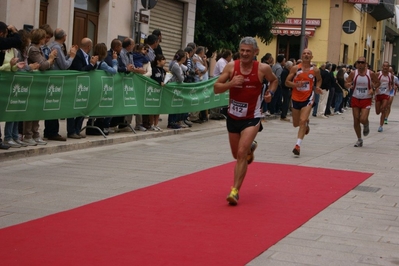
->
xmin=1 ymin=21 xmax=398 ymax=151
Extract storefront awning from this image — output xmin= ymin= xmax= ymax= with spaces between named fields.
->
xmin=271 ymin=26 xmax=316 ymax=37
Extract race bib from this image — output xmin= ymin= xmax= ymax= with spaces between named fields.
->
xmin=356 ymin=87 xmax=368 ymax=94
xmin=229 ymin=100 xmax=248 ymax=117
xmin=297 ymin=81 xmax=310 ymax=91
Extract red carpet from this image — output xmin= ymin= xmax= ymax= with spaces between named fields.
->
xmin=0 ymin=162 xmax=372 ymax=265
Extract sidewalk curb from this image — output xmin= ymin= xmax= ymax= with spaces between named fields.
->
xmin=0 ymin=128 xmax=190 ymax=161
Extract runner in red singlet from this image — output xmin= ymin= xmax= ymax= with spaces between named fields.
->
xmin=285 ymin=49 xmax=322 ymax=156
xmin=345 ymin=56 xmax=380 ymax=147
xmin=375 ymin=61 xmax=393 ymax=132
xmin=214 ymin=37 xmax=278 ymax=206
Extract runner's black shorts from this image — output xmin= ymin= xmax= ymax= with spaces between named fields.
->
xmin=226 ymin=116 xmax=263 ymax=134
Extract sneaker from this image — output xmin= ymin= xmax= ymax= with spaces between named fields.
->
xmin=134 ymin=125 xmax=147 ymax=132
xmin=363 ymin=124 xmax=370 ymax=136
xmin=155 ymin=126 xmax=163 ymax=131
xmin=226 ymin=187 xmax=239 ymax=206
xmin=167 ymin=122 xmax=181 ymax=129
xmin=14 ymin=139 xmax=28 ymax=147
xmin=117 ymin=127 xmax=131 ymax=133
xmin=292 ymin=145 xmax=300 ymax=156
xmin=318 ymin=115 xmax=328 ymax=119
xmin=265 ymin=110 xmax=271 ymax=116
xmin=378 ymin=126 xmax=383 ymax=132
xmin=247 ymin=140 xmax=258 ymax=164
xmin=0 ymin=142 xmax=11 ymax=150
xmin=34 ymin=138 xmax=47 ymax=145
xmin=22 ymin=138 xmax=37 ymax=146
xmin=354 ymin=139 xmax=363 ymax=147
xmin=183 ymin=119 xmax=193 ymax=127
xmin=149 ymin=125 xmax=157 ymax=131
xmin=6 ymin=140 xmax=21 ymax=148
xmin=103 ymin=128 xmax=110 ymax=135
xmin=384 ymin=118 xmax=388 ymax=125
xmin=334 ymin=112 xmax=342 ymax=115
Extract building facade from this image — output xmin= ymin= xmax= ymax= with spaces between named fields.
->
xmin=0 ymin=0 xmax=197 ymax=63
xmin=258 ymin=0 xmax=398 ymax=71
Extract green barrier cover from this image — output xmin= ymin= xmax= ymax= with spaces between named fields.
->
xmin=0 ymin=70 xmax=229 ymax=122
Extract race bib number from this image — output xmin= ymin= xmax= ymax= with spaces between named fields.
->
xmin=356 ymin=87 xmax=368 ymax=94
xmin=229 ymin=100 xmax=248 ymax=117
xmin=297 ymin=81 xmax=310 ymax=91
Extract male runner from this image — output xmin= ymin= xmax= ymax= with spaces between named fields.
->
xmin=375 ymin=61 xmax=393 ymax=132
xmin=285 ymin=49 xmax=322 ymax=156
xmin=345 ymin=57 xmax=380 ymax=147
xmin=214 ymin=37 xmax=277 ymax=206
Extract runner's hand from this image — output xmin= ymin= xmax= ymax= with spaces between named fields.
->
xmin=264 ymin=91 xmax=272 ymax=103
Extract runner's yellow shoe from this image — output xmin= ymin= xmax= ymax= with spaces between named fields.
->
xmin=226 ymin=187 xmax=239 ymax=206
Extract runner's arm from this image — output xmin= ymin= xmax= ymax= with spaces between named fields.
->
xmin=214 ymin=61 xmax=243 ymax=94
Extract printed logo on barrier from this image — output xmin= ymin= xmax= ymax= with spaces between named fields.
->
xmin=74 ymin=76 xmax=90 ymax=109
xmin=224 ymin=90 xmax=230 ymax=100
xmin=202 ymin=86 xmax=211 ymax=104
xmin=189 ymin=88 xmax=199 ymax=105
xmin=144 ymin=82 xmax=162 ymax=107
xmin=122 ymin=77 xmax=137 ymax=107
xmin=213 ymin=92 xmax=221 ymax=101
xmin=99 ymin=77 xmax=114 ymax=107
xmin=171 ymin=87 xmax=183 ymax=107
xmin=6 ymin=75 xmax=33 ymax=112
xmin=43 ymin=76 xmax=64 ymax=110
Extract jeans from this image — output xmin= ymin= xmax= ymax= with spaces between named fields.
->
xmin=4 ymin=122 xmax=19 ymax=141
xmin=312 ymin=93 xmax=320 ymax=116
xmin=168 ymin=114 xmax=179 ymax=124
xmin=67 ymin=117 xmax=84 ymax=135
xmin=269 ymin=86 xmax=282 ymax=114
xmin=334 ymin=93 xmax=343 ymax=113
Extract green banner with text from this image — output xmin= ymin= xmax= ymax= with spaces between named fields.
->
xmin=0 ymin=71 xmax=229 ymax=122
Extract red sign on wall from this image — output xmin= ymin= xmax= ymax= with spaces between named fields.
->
xmin=347 ymin=0 xmax=379 ymax=4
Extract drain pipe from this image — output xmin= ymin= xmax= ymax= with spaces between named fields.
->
xmin=132 ymin=0 xmax=138 ymax=40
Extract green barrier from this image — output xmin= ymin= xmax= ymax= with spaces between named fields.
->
xmin=0 ymin=70 xmax=229 ymax=122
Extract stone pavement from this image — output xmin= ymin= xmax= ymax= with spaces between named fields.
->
xmin=1 ymin=102 xmax=399 ymax=265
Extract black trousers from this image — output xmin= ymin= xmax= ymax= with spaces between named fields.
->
xmin=281 ymin=88 xmax=292 ymax=119
xmin=44 ymin=119 xmax=59 ymax=137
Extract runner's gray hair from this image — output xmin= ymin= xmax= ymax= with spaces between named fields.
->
xmin=239 ymin=37 xmax=258 ymax=49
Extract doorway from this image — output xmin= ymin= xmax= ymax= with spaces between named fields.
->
xmin=277 ymin=35 xmax=301 ymax=61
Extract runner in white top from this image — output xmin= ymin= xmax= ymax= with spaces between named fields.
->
xmin=345 ymin=56 xmax=380 ymax=147
xmin=375 ymin=61 xmax=393 ymax=132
